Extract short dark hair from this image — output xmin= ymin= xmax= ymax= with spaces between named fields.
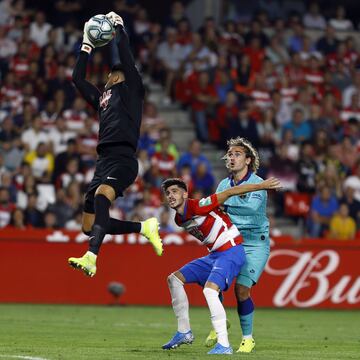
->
xmin=111 ymin=63 xmax=125 ymax=73
xmin=161 ymin=178 xmax=187 ymax=192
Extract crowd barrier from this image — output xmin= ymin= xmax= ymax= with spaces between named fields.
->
xmin=0 ymin=229 xmax=359 ymax=309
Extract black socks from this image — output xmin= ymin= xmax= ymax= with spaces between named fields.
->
xmin=88 ymin=194 xmax=142 ymax=255
xmin=88 ymin=194 xmax=111 ymax=255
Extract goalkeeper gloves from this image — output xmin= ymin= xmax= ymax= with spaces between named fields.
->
xmin=81 ymin=22 xmax=95 ymax=54
xmin=105 ymin=11 xmax=124 ymax=28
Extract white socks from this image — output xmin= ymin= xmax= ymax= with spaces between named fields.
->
xmin=168 ymin=273 xmax=190 ymax=333
xmin=203 ymin=287 xmax=229 ymax=347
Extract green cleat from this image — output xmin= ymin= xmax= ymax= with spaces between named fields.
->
xmin=142 ymin=217 xmax=163 ymax=256
xmin=68 ymin=252 xmax=97 ymax=277
xmin=204 ymin=319 xmax=231 ymax=347
xmin=236 ymin=338 xmax=255 ymax=353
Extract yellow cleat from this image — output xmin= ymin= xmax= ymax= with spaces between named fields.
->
xmin=142 ymin=217 xmax=163 ymax=256
xmin=204 ymin=319 xmax=231 ymax=347
xmin=68 ymin=252 xmax=97 ymax=277
xmin=236 ymin=338 xmax=255 ymax=353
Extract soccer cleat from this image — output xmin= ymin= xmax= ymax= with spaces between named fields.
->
xmin=204 ymin=319 xmax=231 ymax=347
xmin=68 ymin=252 xmax=97 ymax=277
xmin=207 ymin=343 xmax=233 ymax=355
xmin=142 ymin=217 xmax=163 ymax=256
xmin=162 ymin=330 xmax=194 ymax=350
xmin=236 ymin=338 xmax=255 ymax=353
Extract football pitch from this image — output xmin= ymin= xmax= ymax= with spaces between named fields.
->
xmin=0 ymin=304 xmax=359 ymax=360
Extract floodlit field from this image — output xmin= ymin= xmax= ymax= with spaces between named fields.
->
xmin=0 ymin=304 xmax=359 ymax=360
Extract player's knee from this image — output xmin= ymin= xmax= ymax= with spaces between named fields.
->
xmin=82 ymin=226 xmax=92 ymax=236
xmin=95 ymin=185 xmax=115 ymax=201
xmin=236 ymin=285 xmax=250 ymax=301
xmin=167 ymin=273 xmax=183 ymax=287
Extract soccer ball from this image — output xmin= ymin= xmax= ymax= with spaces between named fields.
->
xmin=86 ymin=14 xmax=115 ymax=47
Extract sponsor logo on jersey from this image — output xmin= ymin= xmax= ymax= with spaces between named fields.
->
xmin=100 ymin=89 xmax=112 ymax=109
xmin=199 ymin=196 xmax=212 ymax=207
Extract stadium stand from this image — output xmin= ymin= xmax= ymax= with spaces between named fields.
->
xmin=0 ymin=0 xmax=360 ymax=240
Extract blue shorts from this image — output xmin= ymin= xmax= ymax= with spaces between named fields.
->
xmin=179 ymin=245 xmax=246 ymax=291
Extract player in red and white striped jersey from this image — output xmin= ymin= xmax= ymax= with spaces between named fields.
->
xmin=161 ymin=177 xmax=280 ymax=354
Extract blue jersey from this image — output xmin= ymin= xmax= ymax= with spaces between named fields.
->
xmin=216 ymin=171 xmax=269 ymax=234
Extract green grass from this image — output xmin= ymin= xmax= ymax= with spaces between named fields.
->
xmin=0 ymin=305 xmax=359 ymax=360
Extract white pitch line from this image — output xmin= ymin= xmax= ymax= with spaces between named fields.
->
xmin=0 ymin=355 xmax=50 ymax=360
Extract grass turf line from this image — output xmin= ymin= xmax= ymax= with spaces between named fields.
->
xmin=0 ymin=304 xmax=359 ymax=360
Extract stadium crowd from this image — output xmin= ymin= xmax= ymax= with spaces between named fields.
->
xmin=0 ymin=0 xmax=360 ymax=240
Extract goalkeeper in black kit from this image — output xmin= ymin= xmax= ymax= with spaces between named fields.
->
xmin=68 ymin=12 xmax=163 ymax=277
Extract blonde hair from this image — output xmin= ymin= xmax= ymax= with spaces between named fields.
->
xmin=222 ymin=137 xmax=260 ymax=173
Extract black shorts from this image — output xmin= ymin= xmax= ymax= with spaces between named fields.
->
xmin=83 ymin=153 xmax=138 ymax=214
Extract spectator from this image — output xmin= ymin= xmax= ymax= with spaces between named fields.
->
xmin=283 ymin=108 xmax=312 ymax=143
xmin=154 ymin=128 xmax=179 ymax=160
xmin=303 ymin=1 xmax=326 ymax=30
xmin=192 ymin=162 xmax=215 ymax=196
xmin=24 ymin=193 xmax=43 ymax=227
xmin=65 ymin=209 xmax=82 ymax=231
xmin=340 ymin=186 xmax=360 ymax=229
xmin=62 ymin=97 xmax=88 ymax=132
xmin=0 ymin=26 xmax=17 ymax=74
xmin=43 ymin=210 xmax=57 ymax=229
xmin=141 ymin=101 xmax=166 ymax=142
xmin=190 ymin=71 xmax=218 ymax=142
xmin=7 ymin=208 xmax=28 ymax=229
xmin=307 ymin=186 xmax=339 ymax=238
xmin=47 ymin=188 xmax=73 ymax=228
xmin=343 ymin=161 xmax=360 ymax=202
xmin=330 ymin=136 xmax=358 ymax=172
xmin=297 ymin=142 xmax=317 ymax=194
xmin=177 ymin=139 xmax=211 ymax=175
xmin=29 ymin=11 xmax=52 ymax=48
xmin=21 ymin=116 xmax=49 ymax=152
xmin=58 ymin=157 xmax=84 ymax=189
xmin=156 ymin=27 xmax=185 ymax=102
xmin=24 ymin=142 xmax=54 ymax=182
xmin=159 ymin=206 xmax=176 ymax=232
xmin=52 ymin=138 xmax=81 ymax=183
xmin=316 ymin=25 xmax=339 ymax=55
xmin=329 ymin=203 xmax=356 ymax=240
xmin=265 ymin=35 xmax=290 ymax=69
xmin=329 ymin=5 xmax=353 ymax=31
xmin=183 ymin=32 xmax=215 ymax=73
xmin=48 ymin=117 xmax=76 ymax=155
xmin=150 ymin=141 xmax=177 ymax=181
xmin=137 ymin=149 xmax=151 ymax=178
xmin=0 ymin=186 xmax=15 ymax=227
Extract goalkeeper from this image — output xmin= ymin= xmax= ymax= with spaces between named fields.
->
xmin=68 ymin=12 xmax=163 ymax=277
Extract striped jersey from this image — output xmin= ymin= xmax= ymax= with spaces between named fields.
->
xmin=174 ymin=194 xmax=241 ymax=252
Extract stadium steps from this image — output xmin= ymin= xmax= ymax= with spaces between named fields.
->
xmin=146 ymin=80 xmax=299 ymax=236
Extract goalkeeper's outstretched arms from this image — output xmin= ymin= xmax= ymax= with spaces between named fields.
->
xmin=216 ymin=177 xmax=281 ymax=205
xmin=106 ymin=11 xmax=144 ymax=95
xmin=72 ymin=22 xmax=101 ymax=111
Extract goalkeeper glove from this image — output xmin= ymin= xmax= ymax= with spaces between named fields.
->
xmin=105 ymin=11 xmax=124 ymax=28
xmin=81 ymin=22 xmax=95 ymax=54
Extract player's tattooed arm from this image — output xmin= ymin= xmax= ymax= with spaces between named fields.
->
xmin=216 ymin=177 xmax=281 ymax=204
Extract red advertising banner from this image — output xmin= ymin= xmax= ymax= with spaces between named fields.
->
xmin=0 ymin=228 xmax=359 ymax=309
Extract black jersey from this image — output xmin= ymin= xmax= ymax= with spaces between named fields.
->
xmin=72 ymin=26 xmax=145 ymax=156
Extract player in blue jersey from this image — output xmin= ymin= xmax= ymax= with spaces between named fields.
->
xmin=205 ymin=137 xmax=272 ymax=353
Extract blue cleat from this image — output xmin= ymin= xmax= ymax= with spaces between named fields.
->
xmin=207 ymin=343 xmax=233 ymax=355
xmin=162 ymin=330 xmax=194 ymax=350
